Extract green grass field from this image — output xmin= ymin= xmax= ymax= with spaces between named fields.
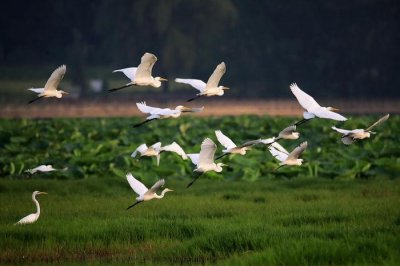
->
xmin=0 ymin=115 xmax=399 ymax=264
xmin=1 ymin=178 xmax=400 ymax=265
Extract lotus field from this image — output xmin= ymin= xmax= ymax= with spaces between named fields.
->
xmin=0 ymin=115 xmax=399 ymax=265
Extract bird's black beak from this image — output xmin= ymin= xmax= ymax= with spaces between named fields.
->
xmin=126 ymin=201 xmax=142 ymax=210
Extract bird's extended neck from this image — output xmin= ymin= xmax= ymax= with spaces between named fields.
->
xmin=155 ymin=189 xmax=171 ymax=199
xmin=32 ymin=194 xmax=40 ymax=215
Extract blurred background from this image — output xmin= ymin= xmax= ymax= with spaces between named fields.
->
xmin=0 ymin=0 xmax=399 ymax=107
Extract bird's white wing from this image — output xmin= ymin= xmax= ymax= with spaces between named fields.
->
xmin=268 ymin=146 xmax=288 ymax=162
xmin=271 ymin=142 xmax=290 ymax=155
xmin=279 ymin=125 xmax=297 ymax=137
xmin=136 ymin=102 xmax=163 ymax=115
xmin=161 ymin=142 xmax=187 ymax=159
xmin=187 ymin=153 xmax=200 ymax=165
xmin=175 ymin=78 xmax=206 ymax=92
xmin=287 ymin=141 xmax=308 ymax=160
xmin=215 ymin=130 xmax=237 ymax=150
xmin=366 ymin=114 xmax=390 ymax=131
xmin=44 ymin=65 xmax=66 ymax=91
xmin=131 ymin=144 xmax=148 ymax=157
xmin=113 ymin=67 xmax=137 ymax=81
xmin=341 ymin=136 xmax=355 ymax=145
xmin=331 ymin=126 xmax=353 ymax=135
xmin=151 ymin=142 xmax=162 ymax=151
xmin=206 ymin=62 xmax=226 ymax=89
xmin=126 ymin=173 xmax=148 ymax=196
xmin=199 ymin=138 xmax=217 ymax=165
xmin=135 ymin=53 xmax=157 ymax=79
xmin=147 ymin=179 xmax=165 ymax=194
xmin=313 ymin=108 xmax=347 ymax=121
xmin=259 ymin=137 xmax=276 ymax=145
xmin=28 ymin=88 xmax=45 ymax=94
xmin=290 ymin=83 xmax=320 ymax=112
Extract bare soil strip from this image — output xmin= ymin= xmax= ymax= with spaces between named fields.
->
xmin=1 ymin=100 xmax=398 ymax=118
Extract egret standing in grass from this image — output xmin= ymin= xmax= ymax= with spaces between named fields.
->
xmin=332 ymin=114 xmax=389 ymax=145
xmin=290 ymin=83 xmax=347 ymax=125
xmin=110 ymin=52 xmax=167 ymax=92
xmin=27 ymin=65 xmax=68 ymax=104
xmin=15 ymin=191 xmax=47 ymax=225
xmin=214 ymin=130 xmax=257 ymax=160
xmin=175 ymin=62 xmax=230 ymax=102
xmin=186 ymin=138 xmax=226 ymax=188
xmin=126 ymin=173 xmax=173 ymax=209
xmin=269 ymin=141 xmax=308 ymax=170
xmin=133 ymin=102 xmax=203 ymax=127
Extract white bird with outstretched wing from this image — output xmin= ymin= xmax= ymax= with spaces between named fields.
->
xmin=126 ymin=173 xmax=173 ymax=209
xmin=290 ymin=83 xmax=347 ymax=125
xmin=175 ymin=62 xmax=230 ymax=102
xmin=27 ymin=65 xmax=68 ymax=104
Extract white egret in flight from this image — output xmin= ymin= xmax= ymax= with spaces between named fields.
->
xmin=214 ymin=130 xmax=258 ymax=160
xmin=235 ymin=126 xmax=299 ymax=151
xmin=332 ymin=114 xmax=389 ymax=145
xmin=110 ymin=53 xmax=167 ymax=92
xmin=290 ymin=83 xmax=347 ymax=125
xmin=267 ymin=125 xmax=300 ymax=145
xmin=15 ymin=191 xmax=47 ymax=225
xmin=269 ymin=141 xmax=308 ymax=170
xmin=131 ymin=142 xmax=162 ymax=165
xmin=126 ymin=173 xmax=173 ymax=209
xmin=27 ymin=65 xmax=68 ymax=104
xmin=131 ymin=142 xmax=187 ymax=165
xmin=175 ymin=62 xmax=230 ymax=102
xmin=25 ymin=165 xmax=57 ymax=175
xmin=134 ymin=101 xmax=203 ymax=127
xmin=186 ymin=138 xmax=226 ymax=188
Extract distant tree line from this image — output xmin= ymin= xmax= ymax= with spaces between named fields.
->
xmin=0 ymin=0 xmax=398 ymax=98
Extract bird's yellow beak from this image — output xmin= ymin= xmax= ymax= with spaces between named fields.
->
xmin=223 ymin=87 xmax=230 ymax=90
xmin=159 ymin=77 xmax=168 ymax=81
xmin=39 ymin=192 xmax=48 ymax=195
xmin=62 ymin=91 xmax=69 ymax=95
xmin=330 ymin=107 xmax=340 ymax=111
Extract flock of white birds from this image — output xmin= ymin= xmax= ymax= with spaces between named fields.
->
xmin=17 ymin=52 xmax=390 ymax=224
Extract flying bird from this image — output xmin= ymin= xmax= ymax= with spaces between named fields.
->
xmin=332 ymin=114 xmax=389 ymax=145
xmin=175 ymin=62 xmax=230 ymax=102
xmin=133 ymin=102 xmax=203 ymax=127
xmin=15 ymin=191 xmax=47 ymax=225
xmin=110 ymin=52 xmax=167 ymax=92
xmin=214 ymin=130 xmax=257 ymax=160
xmin=25 ymin=165 xmax=57 ymax=175
xmin=27 ymin=65 xmax=68 ymax=104
xmin=290 ymin=83 xmax=347 ymax=125
xmin=269 ymin=141 xmax=308 ymax=170
xmin=131 ymin=142 xmax=187 ymax=165
xmin=186 ymin=138 xmax=226 ymax=188
xmin=267 ymin=125 xmax=300 ymax=145
xmin=126 ymin=173 xmax=173 ymax=209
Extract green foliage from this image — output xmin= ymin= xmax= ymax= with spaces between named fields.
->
xmin=0 ymin=115 xmax=398 ymax=181
xmin=0 ymin=178 xmax=399 ymax=264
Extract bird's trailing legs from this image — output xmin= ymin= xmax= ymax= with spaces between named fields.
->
xmin=294 ymin=118 xmax=310 ymax=126
xmin=133 ymin=118 xmax=157 ymax=128
xmin=108 ymin=83 xmax=134 ymax=93
xmin=186 ymin=172 xmax=203 ymax=188
xmin=27 ymin=96 xmax=45 ymax=104
xmin=274 ymin=165 xmax=286 ymax=171
xmin=187 ymin=94 xmax=204 ymax=102
xmin=215 ymin=153 xmax=229 ymax=160
xmin=126 ymin=200 xmax=143 ymax=210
